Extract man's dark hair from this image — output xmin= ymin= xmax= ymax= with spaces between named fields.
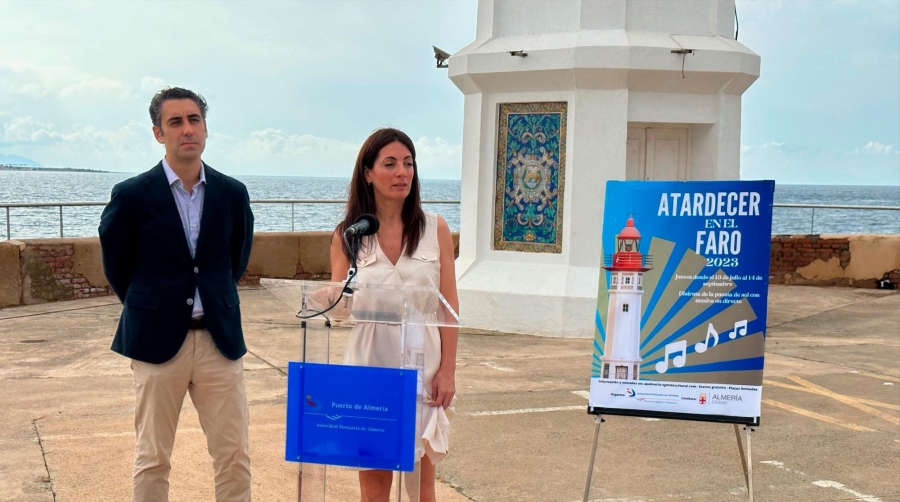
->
xmin=149 ymin=87 xmax=209 ymax=128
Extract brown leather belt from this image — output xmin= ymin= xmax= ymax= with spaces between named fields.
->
xmin=188 ymin=317 xmax=207 ymax=331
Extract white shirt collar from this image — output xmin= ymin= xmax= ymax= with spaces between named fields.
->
xmin=162 ymin=158 xmax=206 ymax=188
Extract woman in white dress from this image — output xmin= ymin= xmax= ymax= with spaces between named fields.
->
xmin=330 ymin=128 xmax=459 ymax=502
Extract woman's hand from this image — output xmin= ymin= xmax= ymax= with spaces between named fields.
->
xmin=430 ymin=367 xmax=456 ymax=409
xmin=431 ymin=215 xmax=459 ymax=411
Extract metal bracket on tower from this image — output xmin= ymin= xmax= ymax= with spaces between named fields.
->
xmin=671 ymin=48 xmax=694 ymax=78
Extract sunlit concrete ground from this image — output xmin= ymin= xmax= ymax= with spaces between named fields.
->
xmin=1 ymin=284 xmax=898 ymax=502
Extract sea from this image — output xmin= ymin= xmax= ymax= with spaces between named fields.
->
xmin=0 ymin=171 xmax=897 ymax=240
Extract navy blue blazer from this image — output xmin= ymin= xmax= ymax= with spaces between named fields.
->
xmin=98 ymin=162 xmax=254 ymax=364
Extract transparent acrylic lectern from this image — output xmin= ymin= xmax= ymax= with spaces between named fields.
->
xmin=261 ymin=278 xmax=460 ymax=502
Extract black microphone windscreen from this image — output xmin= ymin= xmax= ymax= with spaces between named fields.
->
xmin=356 ymin=214 xmax=379 ymax=236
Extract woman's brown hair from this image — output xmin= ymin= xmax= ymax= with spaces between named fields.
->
xmin=337 ymin=128 xmax=425 ymax=261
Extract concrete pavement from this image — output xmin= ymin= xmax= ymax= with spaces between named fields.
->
xmin=1 ymin=285 xmax=898 ymax=501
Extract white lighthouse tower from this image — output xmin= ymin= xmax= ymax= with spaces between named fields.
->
xmin=446 ymin=0 xmax=759 ymax=338
xmin=600 ymin=217 xmax=652 ymax=381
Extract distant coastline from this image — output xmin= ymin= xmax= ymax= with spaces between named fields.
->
xmin=0 ymin=165 xmax=110 ymax=173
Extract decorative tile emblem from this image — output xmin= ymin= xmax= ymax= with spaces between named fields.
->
xmin=493 ymin=102 xmax=567 ymax=253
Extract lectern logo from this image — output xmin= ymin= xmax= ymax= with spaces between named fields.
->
xmin=305 ymin=394 xmax=323 ymax=412
xmin=699 ymin=393 xmax=707 ymax=405
xmin=626 ymin=388 xmax=636 ymax=397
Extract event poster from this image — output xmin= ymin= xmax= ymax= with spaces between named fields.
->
xmin=589 ymin=180 xmax=774 ymax=425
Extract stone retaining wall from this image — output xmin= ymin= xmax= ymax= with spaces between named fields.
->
xmin=0 ymin=233 xmax=896 ymax=309
xmin=769 ymin=234 xmax=900 ymax=287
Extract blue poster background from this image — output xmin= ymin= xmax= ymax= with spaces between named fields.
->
xmin=285 ymin=362 xmax=418 ymax=471
xmin=590 ymin=180 xmax=775 ymax=424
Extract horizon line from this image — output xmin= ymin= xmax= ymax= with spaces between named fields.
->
xmin=2 ymin=165 xmax=899 ymax=187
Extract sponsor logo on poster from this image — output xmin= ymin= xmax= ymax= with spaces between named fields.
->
xmin=710 ymin=394 xmax=743 ymax=405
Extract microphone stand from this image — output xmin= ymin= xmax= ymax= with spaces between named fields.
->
xmin=296 ymin=230 xmax=360 ymax=322
xmin=295 ymin=228 xmax=365 ymax=501
xmin=343 ymin=231 xmax=361 ymax=296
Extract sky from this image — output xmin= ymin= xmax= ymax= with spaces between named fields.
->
xmin=0 ymin=0 xmax=897 ymax=185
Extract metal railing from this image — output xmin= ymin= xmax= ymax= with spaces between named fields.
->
xmin=1 ymin=200 xmax=897 ymax=240
xmin=2 ymin=201 xmax=107 ymax=239
xmin=771 ymin=204 xmax=899 ymax=234
xmin=0 ymin=199 xmax=461 ymax=239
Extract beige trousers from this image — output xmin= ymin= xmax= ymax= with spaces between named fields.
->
xmin=131 ymin=329 xmax=251 ymax=502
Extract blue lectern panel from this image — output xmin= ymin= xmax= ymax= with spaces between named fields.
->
xmin=285 ymin=362 xmax=418 ymax=472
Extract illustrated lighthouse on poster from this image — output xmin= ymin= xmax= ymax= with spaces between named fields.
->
xmin=600 ymin=217 xmax=652 ymax=380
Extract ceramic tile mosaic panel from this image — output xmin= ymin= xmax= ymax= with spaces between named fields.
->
xmin=493 ymin=102 xmax=567 ymax=253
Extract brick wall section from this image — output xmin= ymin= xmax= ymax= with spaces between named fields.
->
xmin=27 ymin=243 xmax=113 ymax=299
xmin=889 ymin=269 xmax=900 ymax=284
xmin=23 ymin=243 xmax=333 ymax=293
xmin=27 ymin=242 xmax=328 ymax=294
xmin=769 ymin=235 xmax=850 ymax=277
xmin=236 ymin=259 xmax=330 ymax=287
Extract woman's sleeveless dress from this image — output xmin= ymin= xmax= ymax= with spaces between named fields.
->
xmin=343 ymin=211 xmax=453 ymax=464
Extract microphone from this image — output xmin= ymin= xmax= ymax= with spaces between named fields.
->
xmin=343 ymin=214 xmax=380 ymax=238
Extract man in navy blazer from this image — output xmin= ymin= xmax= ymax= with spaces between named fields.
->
xmin=99 ymin=87 xmax=254 ymax=502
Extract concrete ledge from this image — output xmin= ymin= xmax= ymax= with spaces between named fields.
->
xmin=0 ymin=232 xmax=893 ymax=309
xmin=240 ymin=232 xmax=333 ymax=285
xmin=0 ymin=241 xmax=21 ymax=308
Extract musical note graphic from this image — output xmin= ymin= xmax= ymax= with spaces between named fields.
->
xmin=694 ymin=323 xmax=719 ymax=354
xmin=655 ymin=340 xmax=687 ymax=373
xmin=729 ymin=319 xmax=749 ymax=339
